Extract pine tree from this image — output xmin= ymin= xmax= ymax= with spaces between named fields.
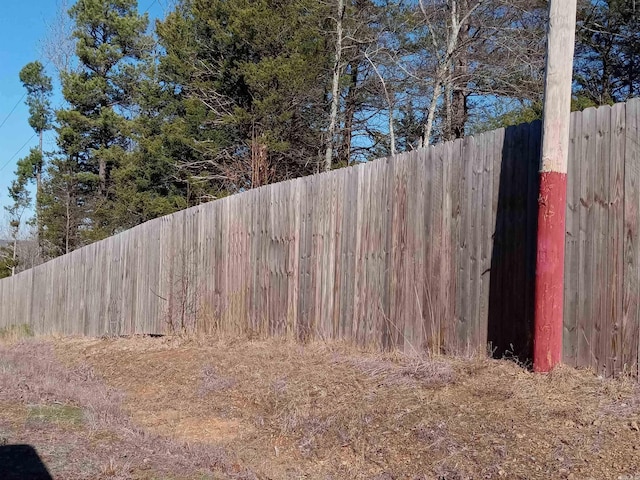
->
xmin=0 ymin=247 xmax=14 ymax=279
xmin=49 ymin=0 xmax=153 ymax=245
xmin=109 ymin=58 xmax=190 ymax=228
xmin=39 ymin=156 xmax=87 ymax=256
xmin=3 ymin=177 xmax=31 ymax=276
xmin=157 ymin=0 xmax=332 ymax=191
xmin=15 ymin=61 xmax=53 ymax=254
xmin=18 ymin=61 xmax=53 ymax=195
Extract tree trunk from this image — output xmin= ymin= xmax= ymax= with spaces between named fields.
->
xmin=451 ymin=6 xmax=469 ymax=140
xmin=35 ymin=130 xmax=43 ymax=256
xmin=451 ymin=83 xmax=468 ymax=139
xmin=365 ymin=51 xmax=396 ymax=155
xmin=65 ymin=190 xmax=71 ymax=255
xmin=251 ymin=134 xmax=270 ymax=188
xmin=421 ymin=0 xmax=480 ymax=147
xmin=324 ymin=0 xmax=345 ymax=172
xmin=99 ymin=158 xmax=107 ymax=197
xmin=37 ymin=131 xmax=43 ymax=195
xmin=444 ymin=73 xmax=453 ymax=141
xmin=338 ymin=61 xmax=359 ymax=166
xmin=422 ymin=80 xmax=442 ymax=147
xmin=388 ymin=108 xmax=396 ymax=156
xmin=11 ymin=237 xmax=17 ymax=277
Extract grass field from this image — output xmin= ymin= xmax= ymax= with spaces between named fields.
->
xmin=0 ymin=333 xmax=639 ymax=479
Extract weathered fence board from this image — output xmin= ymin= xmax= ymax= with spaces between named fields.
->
xmin=624 ymin=98 xmax=640 ymax=375
xmin=564 ymin=111 xmax=581 ymax=366
xmin=595 ymin=106 xmax=611 ymax=372
xmin=608 ymin=103 xmax=625 ymax=375
xmin=1 ymin=100 xmax=640 ymax=377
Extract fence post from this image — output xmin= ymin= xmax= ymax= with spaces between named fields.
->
xmin=533 ymin=0 xmax=578 ymax=372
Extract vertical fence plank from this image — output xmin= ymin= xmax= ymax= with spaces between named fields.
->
xmin=424 ymin=146 xmax=437 ymax=351
xmin=595 ymin=105 xmax=612 ymax=375
xmin=608 ymin=103 xmax=626 ymax=375
xmin=287 ymin=180 xmax=300 ymax=338
xmin=330 ymin=171 xmax=344 ymax=340
xmin=403 ymin=152 xmax=420 ymax=349
xmin=297 ymin=177 xmax=311 ymax=340
xmin=469 ymin=135 xmax=484 ymax=351
xmin=451 ymin=138 xmax=464 ymax=351
xmin=577 ymin=107 xmax=597 ymax=369
xmin=518 ymin=123 xmax=536 ymax=359
xmin=389 ymin=154 xmax=406 ymax=349
xmin=526 ymin=121 xmax=542 ymax=358
xmin=343 ymin=166 xmax=359 ymax=340
xmin=564 ymin=113 xmax=581 ymax=366
xmin=319 ymin=173 xmax=333 ymax=339
xmin=478 ymin=131 xmax=494 ymax=352
xmin=623 ymin=98 xmax=640 ymax=377
xmin=354 ymin=164 xmax=367 ymax=345
xmin=413 ymin=149 xmax=428 ymax=350
xmin=365 ymin=161 xmax=377 ymax=346
xmin=427 ymin=145 xmax=442 ymax=352
xmin=488 ymin=124 xmax=515 ymax=357
xmin=486 ymin=127 xmax=504 ymax=355
xmin=380 ymin=158 xmax=392 ymax=349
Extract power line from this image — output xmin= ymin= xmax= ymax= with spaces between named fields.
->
xmin=1 ymin=0 xmax=157 ymax=135
xmin=1 ymin=0 xmax=156 ymax=167
xmin=0 ymin=93 xmax=27 ymax=132
xmin=143 ymin=0 xmax=158 ymax=14
xmin=0 ymin=133 xmax=37 ymax=173
xmin=0 ymin=59 xmax=50 ymax=134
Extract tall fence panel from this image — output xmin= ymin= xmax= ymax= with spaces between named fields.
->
xmin=1 ymin=99 xmax=640 ymax=376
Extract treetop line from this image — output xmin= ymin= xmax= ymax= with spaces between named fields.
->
xmin=1 ymin=0 xmax=638 ymax=279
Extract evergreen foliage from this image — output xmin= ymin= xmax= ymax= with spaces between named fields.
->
xmin=3 ymin=0 xmax=633 ymax=263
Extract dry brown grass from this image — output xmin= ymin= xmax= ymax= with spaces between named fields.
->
xmin=200 ymin=364 xmax=238 ymax=396
xmin=0 ymin=338 xmax=257 ymax=480
xmin=2 ymin=335 xmax=640 ymax=479
xmin=337 ymin=354 xmax=456 ymax=387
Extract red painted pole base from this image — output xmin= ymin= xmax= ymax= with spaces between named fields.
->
xmin=533 ymin=171 xmax=568 ymax=372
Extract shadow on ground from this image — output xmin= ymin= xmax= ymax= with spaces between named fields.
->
xmin=0 ymin=444 xmax=53 ymax=480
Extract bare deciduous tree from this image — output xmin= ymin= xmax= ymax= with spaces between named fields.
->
xmin=40 ymin=0 xmax=76 ymax=75
xmin=416 ymin=0 xmax=487 ymax=146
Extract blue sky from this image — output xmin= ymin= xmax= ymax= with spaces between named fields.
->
xmin=0 ymin=0 xmax=167 ymax=215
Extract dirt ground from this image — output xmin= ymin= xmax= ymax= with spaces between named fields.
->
xmin=1 ymin=333 xmax=639 ymax=479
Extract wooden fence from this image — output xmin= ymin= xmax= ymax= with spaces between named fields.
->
xmin=1 ymin=99 xmax=639 ymax=376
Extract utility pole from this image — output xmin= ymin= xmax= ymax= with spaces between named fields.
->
xmin=533 ymin=0 xmax=578 ymax=372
